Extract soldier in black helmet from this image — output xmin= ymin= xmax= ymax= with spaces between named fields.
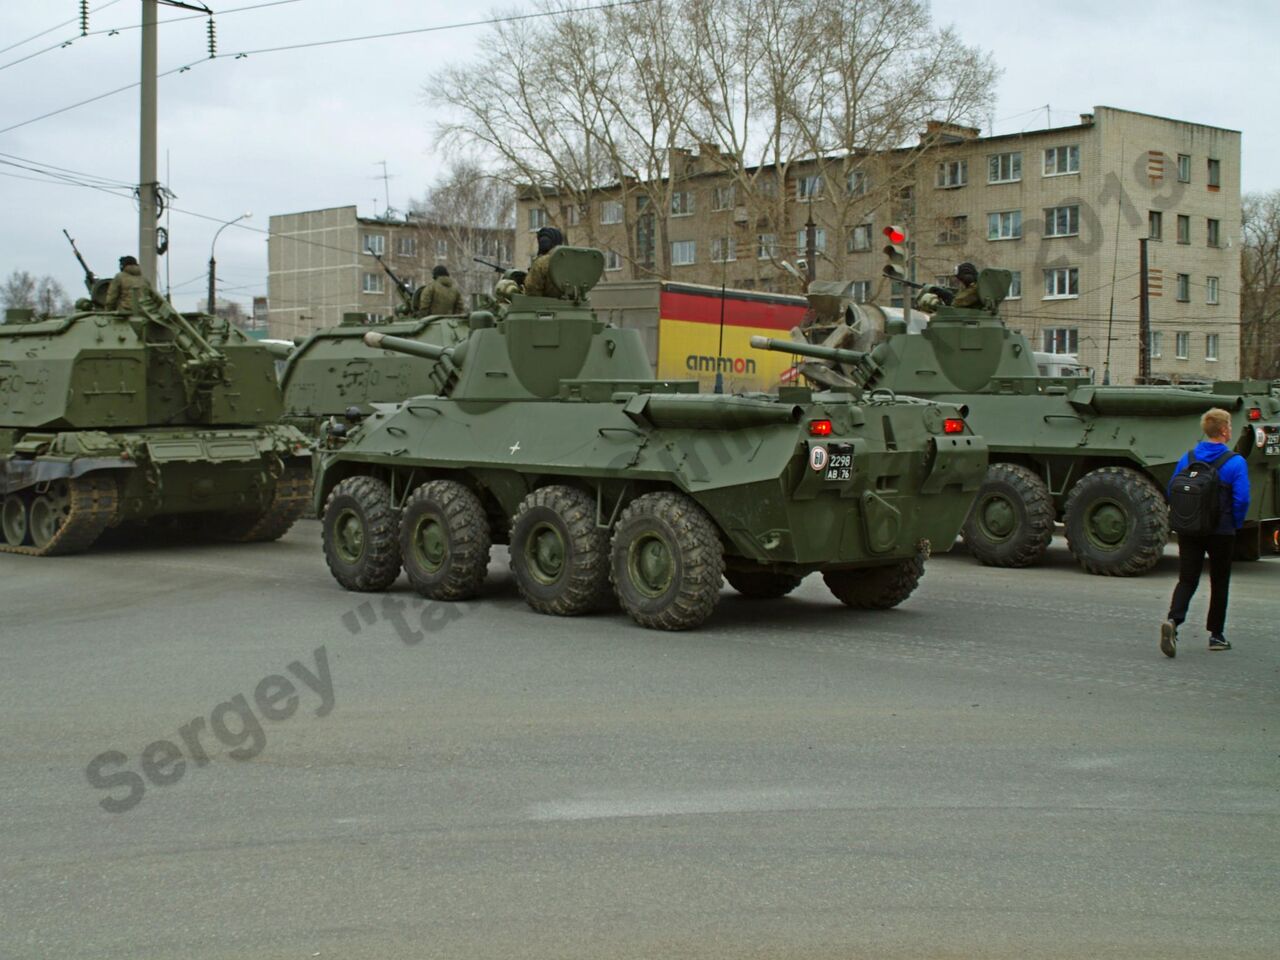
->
xmin=951 ymin=261 xmax=980 ymax=308
xmin=415 ymin=264 xmax=466 ymax=315
xmin=103 ymin=255 xmax=153 ymax=313
xmin=523 ymin=226 xmax=564 ymax=299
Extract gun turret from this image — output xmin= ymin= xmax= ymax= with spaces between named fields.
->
xmin=749 ymin=335 xmax=868 ymax=367
xmin=750 ymin=334 xmax=882 ymax=392
xmin=372 ymin=252 xmax=414 ymax=309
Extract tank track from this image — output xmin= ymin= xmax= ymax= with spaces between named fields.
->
xmin=214 ymin=465 xmax=313 ymax=543
xmin=0 ymin=475 xmax=119 ymax=557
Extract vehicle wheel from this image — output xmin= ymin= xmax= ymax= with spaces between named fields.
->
xmin=400 ymin=479 xmax=491 ymax=601
xmin=823 ymin=542 xmax=929 ymax=610
xmin=961 ymin=463 xmax=1055 ymax=567
xmin=725 ymin=568 xmax=804 ymax=599
xmin=510 ymin=485 xmax=610 ymax=616
xmin=1 ymin=492 xmax=30 ymax=546
xmin=209 ymin=466 xmax=313 ymax=543
xmin=610 ymin=491 xmax=724 ymax=631
xmin=29 ymin=482 xmax=72 ymax=551
xmin=322 ymin=475 xmax=401 ymax=591
xmin=1063 ymin=466 xmax=1168 ymax=576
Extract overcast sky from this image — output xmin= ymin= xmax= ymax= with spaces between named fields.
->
xmin=1 ymin=0 xmax=1276 ymax=311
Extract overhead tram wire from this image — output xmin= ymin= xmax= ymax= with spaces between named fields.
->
xmin=0 ymin=0 xmax=655 ymax=134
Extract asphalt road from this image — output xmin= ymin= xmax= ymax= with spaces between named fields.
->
xmin=1 ymin=522 xmax=1277 ymax=959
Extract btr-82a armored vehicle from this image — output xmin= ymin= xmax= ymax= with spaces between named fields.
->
xmin=0 ymin=250 xmax=311 ymax=556
xmin=764 ymin=271 xmax=1280 ymax=575
xmin=313 ymin=247 xmax=989 ymax=630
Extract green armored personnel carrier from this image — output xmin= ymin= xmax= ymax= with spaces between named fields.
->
xmin=313 ymin=246 xmax=988 ymax=630
xmin=773 ymin=270 xmax=1280 ymax=575
xmin=0 ymin=250 xmax=311 ymax=556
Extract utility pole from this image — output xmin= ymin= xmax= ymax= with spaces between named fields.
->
xmin=1138 ymin=238 xmax=1150 ymax=384
xmin=138 ymin=0 xmax=159 ymax=285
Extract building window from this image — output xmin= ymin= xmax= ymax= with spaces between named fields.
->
xmin=601 ymin=200 xmax=623 ymax=224
xmin=935 ymin=159 xmax=968 ymax=188
xmin=529 ymin=207 xmax=548 ymax=230
xmin=794 ymin=227 xmax=827 ymax=255
xmin=1177 ymin=214 xmax=1190 ymax=244
xmin=937 ymin=215 xmax=967 ymax=245
xmin=757 ymin=233 xmax=776 ymax=260
xmin=988 ymin=151 xmax=1022 ymax=184
xmin=1007 ymin=270 xmax=1022 ymax=300
xmin=1044 ymin=205 xmax=1080 ymax=238
xmin=1206 ymin=276 xmax=1219 ymax=304
xmin=1176 ymin=273 xmax=1190 ymax=301
xmin=362 ymin=233 xmax=385 ymax=256
xmin=604 ymin=249 xmax=622 ymax=272
xmin=797 ymin=175 xmax=823 ymax=200
xmin=1207 ymin=218 xmax=1221 ymax=247
xmin=361 ymin=272 xmax=384 ymax=294
xmin=671 ymin=191 xmax=695 ymax=217
xmin=365 ymin=313 xmax=385 ymax=324
xmin=564 ymin=204 xmax=581 ymax=226
xmin=1043 ymin=145 xmax=1080 ymax=176
xmin=670 ymin=240 xmax=696 ymax=266
xmin=987 ymin=210 xmax=1022 ymax=240
xmin=1042 ymin=327 xmax=1079 ymax=354
xmin=846 ymin=170 xmax=869 ymax=196
xmin=851 ymin=280 xmax=871 ymax=302
xmin=893 ymin=186 xmax=915 ymax=221
xmin=1043 ymin=267 xmax=1079 ymax=299
xmin=847 ymin=223 xmax=873 ymax=253
xmin=395 ymin=236 xmax=416 ymax=257
xmin=435 ymin=238 xmax=447 ymax=259
xmin=1177 ymin=154 xmax=1191 ymax=183
xmin=1149 ymin=210 xmax=1163 ymax=240
xmin=712 ymin=185 xmax=735 ymax=211
xmin=711 ymin=236 xmax=736 ymax=262
xmin=1150 ymin=331 xmax=1163 ymax=358
xmin=1175 ymin=332 xmax=1190 ymax=359
xmin=1207 ymin=158 xmax=1221 ymax=188
xmin=1205 ymin=334 xmax=1219 ymax=361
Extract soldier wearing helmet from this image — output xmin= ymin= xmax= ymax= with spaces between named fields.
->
xmin=103 ymin=255 xmax=153 ymax=313
xmin=951 ymin=261 xmax=980 ymax=309
xmin=522 ymin=226 xmax=564 ymax=299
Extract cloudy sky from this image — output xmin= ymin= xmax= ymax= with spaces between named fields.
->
xmin=1 ymin=0 xmax=1275 ymax=311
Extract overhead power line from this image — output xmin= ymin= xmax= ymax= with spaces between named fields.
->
xmin=0 ymin=0 xmax=125 ymax=57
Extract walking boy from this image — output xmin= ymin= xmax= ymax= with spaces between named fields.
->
xmin=1160 ymin=408 xmax=1250 ymax=656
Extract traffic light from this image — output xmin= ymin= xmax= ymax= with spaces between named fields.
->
xmin=882 ymin=224 xmax=910 ymax=283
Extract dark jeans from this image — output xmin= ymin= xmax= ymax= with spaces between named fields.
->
xmin=1167 ymin=533 xmax=1235 ymax=635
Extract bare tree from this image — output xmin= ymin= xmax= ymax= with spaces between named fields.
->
xmin=1 ymin=270 xmax=37 ymax=311
xmin=1241 ymin=190 xmax=1280 ymax=380
xmin=413 ymin=159 xmax=517 ymax=301
xmin=35 ymin=276 xmax=71 ymax=316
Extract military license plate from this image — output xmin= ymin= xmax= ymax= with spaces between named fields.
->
xmin=823 ymin=443 xmax=854 ymax=482
xmin=1258 ymin=425 xmax=1280 ymax=455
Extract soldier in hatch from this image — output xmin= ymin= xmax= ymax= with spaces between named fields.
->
xmin=415 ymin=264 xmax=466 ymax=315
xmin=950 ymin=261 xmax=980 ymax=308
xmin=523 ymin=226 xmax=564 ymax=298
xmin=103 ymin=255 xmax=153 ymax=312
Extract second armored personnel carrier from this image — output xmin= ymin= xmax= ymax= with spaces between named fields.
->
xmin=313 ymin=247 xmax=989 ymax=630
xmin=776 ymin=272 xmax=1280 ymax=575
xmin=0 ymin=249 xmax=311 ymax=556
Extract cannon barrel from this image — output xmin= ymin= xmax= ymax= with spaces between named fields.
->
xmin=749 ymin=334 xmax=868 ymax=367
xmin=364 ymin=330 xmax=454 ymax=361
xmin=260 ymin=340 xmax=295 ymax=360
xmin=1072 ymin=387 xmax=1244 ymax=417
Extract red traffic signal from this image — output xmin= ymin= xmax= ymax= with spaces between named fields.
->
xmin=883 ymin=225 xmax=907 ymax=245
xmin=883 ymin=224 xmax=909 ymax=282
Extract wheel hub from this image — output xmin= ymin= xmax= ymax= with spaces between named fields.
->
xmin=525 ymin=522 xmax=566 ymax=584
xmin=29 ymin=483 xmax=71 ymax=549
xmin=413 ymin=516 xmax=447 ymax=572
xmin=977 ymin=494 xmax=1016 ymax=541
xmin=629 ymin=532 xmax=674 ymax=598
xmin=1086 ymin=500 xmax=1127 ymax=548
xmin=333 ymin=508 xmax=366 ymax=563
xmin=2 ymin=494 xmax=29 ymax=546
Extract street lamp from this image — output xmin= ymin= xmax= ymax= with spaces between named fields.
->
xmin=207 ymin=211 xmax=252 ymax=316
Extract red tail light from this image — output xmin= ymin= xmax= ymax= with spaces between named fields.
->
xmin=943 ymin=418 xmax=965 ymax=434
xmin=808 ymin=419 xmax=833 ymax=436
xmin=1248 ymin=407 xmax=1262 ymax=421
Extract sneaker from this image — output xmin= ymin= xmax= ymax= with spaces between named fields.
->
xmin=1209 ymin=634 xmax=1232 ymax=652
xmin=1159 ymin=620 xmax=1178 ymax=658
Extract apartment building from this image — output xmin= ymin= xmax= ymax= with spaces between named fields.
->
xmin=266 ymin=205 xmax=513 ymax=339
xmin=515 ymin=106 xmax=1241 ymax=383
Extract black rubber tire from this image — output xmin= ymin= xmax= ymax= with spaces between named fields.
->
xmin=725 ymin=569 xmax=804 ymax=599
xmin=510 ymin=485 xmax=611 ymax=616
xmin=823 ymin=542 xmax=929 ymax=610
xmin=609 ymin=491 xmax=724 ymax=631
xmin=1063 ymin=466 xmax=1168 ymax=576
xmin=961 ymin=462 xmax=1055 ymax=567
xmin=399 ymin=479 xmax=491 ymax=601
xmin=322 ymin=475 xmax=402 ymax=591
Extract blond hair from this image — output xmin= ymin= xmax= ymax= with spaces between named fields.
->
xmin=1201 ymin=407 xmax=1231 ymax=440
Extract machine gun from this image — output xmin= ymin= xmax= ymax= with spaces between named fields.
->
xmin=63 ymin=229 xmax=98 ymax=295
xmin=473 ymin=256 xmax=510 ymax=273
xmin=372 ymin=252 xmax=415 ymax=309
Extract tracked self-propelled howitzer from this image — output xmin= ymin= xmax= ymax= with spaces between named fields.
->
xmin=771 ymin=270 xmax=1280 ymax=574
xmin=0 ymin=239 xmax=311 ymax=556
xmin=314 ymin=246 xmax=988 ymax=631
